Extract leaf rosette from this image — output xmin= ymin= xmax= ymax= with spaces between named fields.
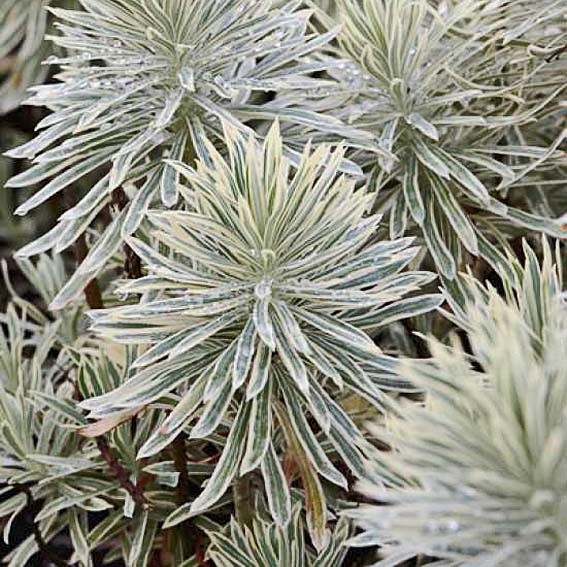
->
xmin=6 ymin=0 xmax=369 ymax=308
xmin=349 ymin=241 xmax=567 ymax=566
xmin=80 ymin=123 xmax=441 ymax=533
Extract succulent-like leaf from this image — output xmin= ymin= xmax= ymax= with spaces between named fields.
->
xmin=81 ymin=123 xmax=440 ymax=520
xmin=6 ymin=0 xmax=370 ymax=307
xmin=348 ymin=246 xmax=567 ymax=566
xmin=321 ymin=0 xmax=567 ymax=276
xmin=208 ymin=506 xmax=349 ymax=567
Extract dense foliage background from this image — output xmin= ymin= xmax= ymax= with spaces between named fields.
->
xmin=0 ymin=1 xmax=565 ymax=566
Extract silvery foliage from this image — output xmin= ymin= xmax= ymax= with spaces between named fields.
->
xmin=348 ymin=240 xmax=567 ymax=566
xmin=72 ymin=346 xmax=195 ymax=564
xmin=79 ymin=123 xmax=441 ymax=546
xmin=0 ymin=0 xmax=72 ymax=114
xmin=0 ymin=257 xmax=108 ymax=567
xmin=1 ymin=1 xmax=565 ymax=565
xmin=5 ymin=0 xmax=371 ymax=310
xmin=0 ymin=257 xmax=195 ymax=566
xmin=0 ymin=308 xmax=90 ymax=567
xmin=1 ymin=252 xmax=84 ymax=342
xmin=443 ymin=238 xmax=564 ymax=345
xmin=208 ymin=506 xmax=349 ymax=566
xmin=305 ymin=0 xmax=567 ymax=279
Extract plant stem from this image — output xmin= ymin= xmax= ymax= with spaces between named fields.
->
xmin=63 ymin=188 xmax=104 ymax=310
xmin=73 ymin=232 xmax=103 ymax=310
xmin=233 ymin=473 xmax=255 ymax=528
xmin=171 ymin=434 xmax=191 ymax=506
xmin=66 ymin=198 xmax=149 ymax=508
xmin=96 ymin=436 xmax=149 ymax=508
xmin=111 ymin=186 xmax=143 ymax=279
xmin=169 ymin=434 xmax=195 ymax=559
xmin=19 ymin=485 xmax=69 ymax=566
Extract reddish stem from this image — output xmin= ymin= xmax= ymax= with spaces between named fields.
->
xmin=96 ymin=436 xmax=149 ymax=508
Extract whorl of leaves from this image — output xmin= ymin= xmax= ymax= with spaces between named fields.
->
xmin=0 ymin=257 xmax=202 ymax=566
xmin=5 ymin=0 xmax=368 ymax=308
xmin=78 ymin=123 xmax=440 ymax=544
xmin=331 ymin=0 xmax=566 ymax=277
xmin=349 ymin=241 xmax=567 ymax=566
xmin=0 ymin=257 xmax=104 ymax=567
xmin=0 ymin=1 xmax=565 ymax=565
xmin=208 ymin=506 xmax=349 ymax=567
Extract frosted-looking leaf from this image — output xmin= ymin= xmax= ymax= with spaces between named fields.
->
xmin=348 ymin=242 xmax=567 ymax=566
xmin=7 ymin=0 xmax=368 ymax=289
xmin=82 ymin=126 xmax=438 ymax=523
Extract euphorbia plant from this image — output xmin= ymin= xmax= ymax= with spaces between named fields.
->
xmin=0 ymin=1 xmax=565 ymax=566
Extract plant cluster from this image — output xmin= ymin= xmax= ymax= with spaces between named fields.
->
xmin=0 ymin=0 xmax=565 ymax=566
xmin=350 ymin=240 xmax=567 ymax=566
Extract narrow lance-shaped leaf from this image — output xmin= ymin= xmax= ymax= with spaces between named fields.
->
xmin=275 ymin=400 xmax=330 ymax=551
xmin=190 ymin=401 xmax=251 ymax=514
xmin=261 ymin=441 xmax=292 ymax=527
